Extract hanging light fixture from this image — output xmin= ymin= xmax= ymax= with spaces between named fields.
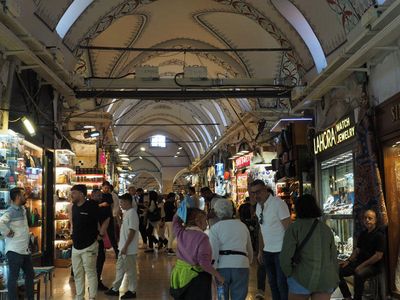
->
xmin=21 ymin=117 xmax=36 ymax=136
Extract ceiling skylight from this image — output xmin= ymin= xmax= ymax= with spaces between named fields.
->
xmin=56 ymin=0 xmax=94 ymax=38
xmin=272 ymin=0 xmax=327 ymax=73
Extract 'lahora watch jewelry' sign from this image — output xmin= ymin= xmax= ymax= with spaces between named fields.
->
xmin=313 ymin=116 xmax=355 ymax=155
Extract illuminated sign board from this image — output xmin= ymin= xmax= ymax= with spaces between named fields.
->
xmin=235 ymin=153 xmax=253 ymax=169
xmin=313 ymin=117 xmax=355 ymax=155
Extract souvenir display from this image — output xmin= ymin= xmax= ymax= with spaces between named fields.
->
xmin=54 ymin=149 xmax=75 ymax=267
xmin=72 ymin=167 xmax=105 ymax=195
xmin=0 ymin=132 xmax=44 ymax=262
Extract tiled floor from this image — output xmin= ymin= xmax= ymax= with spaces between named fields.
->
xmin=46 ymin=248 xmax=345 ymax=299
xmin=50 ymin=248 xmax=269 ymax=300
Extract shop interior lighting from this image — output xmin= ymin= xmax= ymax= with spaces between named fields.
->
xmin=140 ymin=147 xmax=146 ymax=151
xmin=121 ymin=157 xmax=130 ymax=161
xmin=119 ymin=154 xmax=129 ymax=157
xmin=83 ymin=125 xmax=95 ymax=129
xmin=115 ymin=148 xmax=122 ymax=152
xmin=21 ymin=117 xmax=36 ymax=136
xmin=83 ymin=130 xmax=100 ymax=138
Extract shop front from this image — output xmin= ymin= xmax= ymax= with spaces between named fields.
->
xmin=0 ymin=130 xmax=47 ymax=265
xmin=376 ymin=94 xmax=400 ymax=296
xmin=314 ymin=114 xmax=356 ymax=260
xmin=233 ymin=153 xmax=253 ymax=204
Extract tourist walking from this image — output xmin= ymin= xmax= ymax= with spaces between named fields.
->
xmin=71 ymin=184 xmax=106 ymax=300
xmin=280 ymin=194 xmax=339 ymax=300
xmin=91 ymin=188 xmax=112 ymax=291
xmin=209 ymin=198 xmax=253 ymax=300
xmin=101 ymin=181 xmax=119 ymax=257
xmin=250 ymin=180 xmax=290 ymax=300
xmin=170 ymin=207 xmax=224 ymax=299
xmin=105 ymin=193 xmax=139 ymax=299
xmin=164 ymin=192 xmax=177 ymax=255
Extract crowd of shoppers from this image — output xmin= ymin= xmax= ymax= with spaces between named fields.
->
xmin=0 ymin=180 xmax=387 ymax=300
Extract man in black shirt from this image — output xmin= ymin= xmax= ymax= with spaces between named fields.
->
xmin=102 ymin=181 xmax=119 ymax=257
xmin=71 ymin=184 xmax=105 ymax=300
xmin=339 ymin=209 xmax=385 ymax=300
xmin=91 ymin=188 xmax=112 ymax=291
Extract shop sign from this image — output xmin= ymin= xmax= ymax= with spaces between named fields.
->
xmin=392 ymin=102 xmax=400 ymax=122
xmin=313 ymin=117 xmax=355 ymax=155
xmin=235 ymin=153 xmax=253 ymax=169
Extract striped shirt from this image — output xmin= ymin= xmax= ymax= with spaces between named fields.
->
xmin=0 ymin=204 xmax=30 ymax=255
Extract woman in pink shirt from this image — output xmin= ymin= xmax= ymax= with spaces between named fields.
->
xmin=170 ymin=208 xmax=224 ymax=299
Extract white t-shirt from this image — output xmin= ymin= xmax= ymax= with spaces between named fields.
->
xmin=118 ymin=207 xmax=139 ymax=255
xmin=256 ymin=194 xmax=290 ymax=252
xmin=209 ymin=219 xmax=253 ymax=268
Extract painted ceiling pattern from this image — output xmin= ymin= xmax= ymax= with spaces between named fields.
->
xmin=26 ymin=0 xmax=381 ymax=180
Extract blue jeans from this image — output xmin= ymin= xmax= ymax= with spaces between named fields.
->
xmin=217 ymin=268 xmax=249 ymax=300
xmin=263 ymin=251 xmax=288 ymax=300
xmin=6 ymin=251 xmax=35 ymax=300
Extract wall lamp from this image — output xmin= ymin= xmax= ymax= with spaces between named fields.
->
xmin=21 ymin=116 xmax=35 ymax=136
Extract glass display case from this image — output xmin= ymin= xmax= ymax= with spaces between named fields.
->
xmin=54 ymin=149 xmax=75 ymax=267
xmin=20 ymin=141 xmax=43 ymax=257
xmin=321 ymin=150 xmax=354 ymax=260
xmin=0 ymin=131 xmax=45 ymax=262
xmin=0 ymin=131 xmax=22 ymax=263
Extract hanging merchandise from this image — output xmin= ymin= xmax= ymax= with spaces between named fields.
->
xmin=215 ymin=163 xmax=227 ymax=196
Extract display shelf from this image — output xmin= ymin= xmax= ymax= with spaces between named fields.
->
xmin=321 ymin=150 xmax=354 ymax=260
xmin=54 ymin=149 xmax=75 ymax=267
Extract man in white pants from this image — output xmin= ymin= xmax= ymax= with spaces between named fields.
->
xmin=71 ymin=184 xmax=106 ymax=300
xmin=105 ymin=193 xmax=139 ymax=299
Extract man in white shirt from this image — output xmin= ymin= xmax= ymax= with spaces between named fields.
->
xmin=0 ymin=188 xmax=34 ymax=300
xmin=250 ymin=180 xmax=290 ymax=300
xmin=105 ymin=193 xmax=139 ymax=299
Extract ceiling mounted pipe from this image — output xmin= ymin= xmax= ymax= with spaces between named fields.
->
xmin=74 ymin=89 xmax=290 ymax=99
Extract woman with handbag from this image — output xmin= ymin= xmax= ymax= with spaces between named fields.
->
xmin=280 ymin=195 xmax=339 ymax=300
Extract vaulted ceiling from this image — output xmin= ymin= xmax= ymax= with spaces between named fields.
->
xmin=26 ymin=0 xmax=378 ymax=187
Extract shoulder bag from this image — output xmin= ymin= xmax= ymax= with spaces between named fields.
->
xmin=291 ymin=219 xmax=319 ymax=267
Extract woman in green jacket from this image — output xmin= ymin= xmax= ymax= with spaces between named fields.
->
xmin=280 ymin=195 xmax=339 ymax=300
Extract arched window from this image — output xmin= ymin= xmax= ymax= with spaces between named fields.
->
xmin=272 ymin=0 xmax=327 ymax=73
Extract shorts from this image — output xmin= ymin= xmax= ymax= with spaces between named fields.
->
xmin=287 ymin=277 xmax=335 ymax=295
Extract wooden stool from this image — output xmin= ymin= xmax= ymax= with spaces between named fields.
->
xmin=363 ymin=272 xmax=387 ymax=300
xmin=34 ymin=266 xmax=55 ymax=300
